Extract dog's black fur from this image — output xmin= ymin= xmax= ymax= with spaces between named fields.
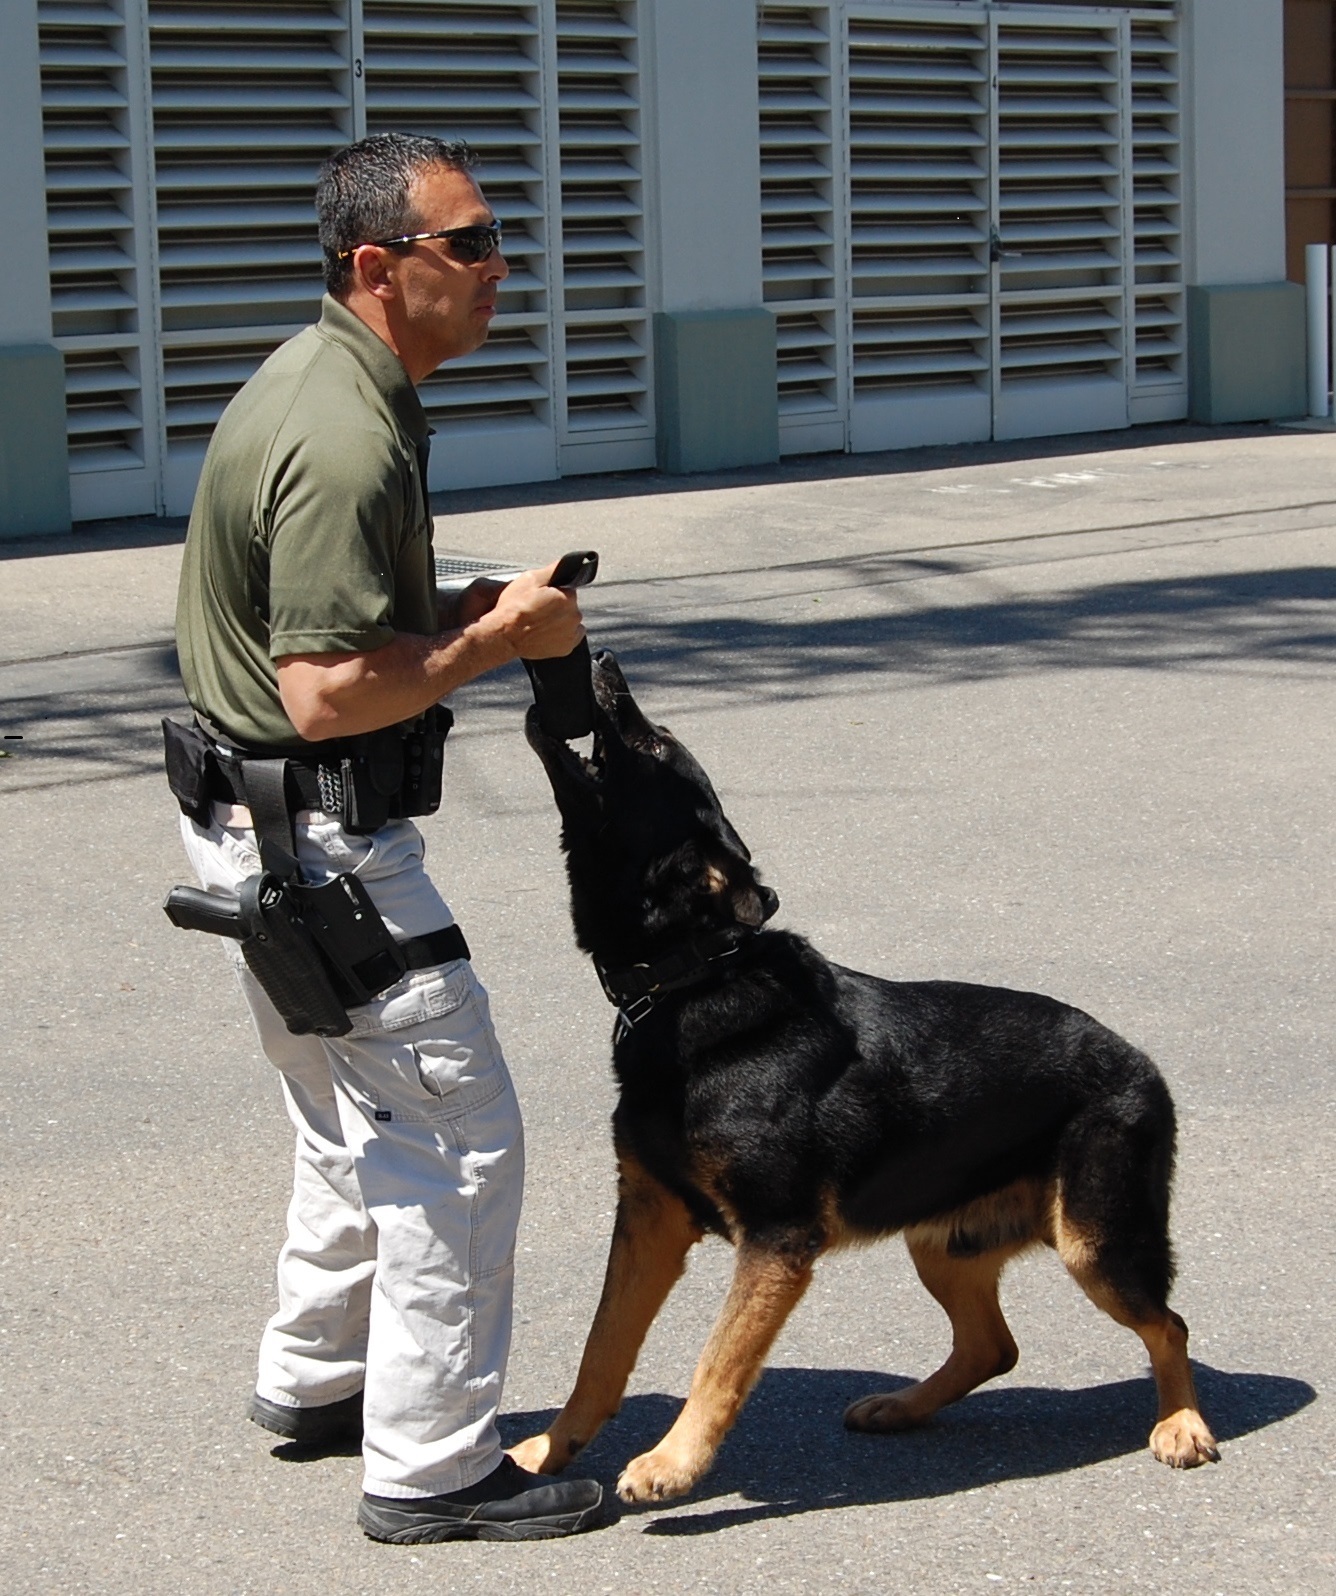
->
xmin=515 ymin=651 xmax=1218 ymax=1503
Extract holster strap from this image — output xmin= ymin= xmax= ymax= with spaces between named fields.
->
xmin=242 ymin=758 xmax=298 ymax=867
xmin=400 ymin=923 xmax=470 ymax=972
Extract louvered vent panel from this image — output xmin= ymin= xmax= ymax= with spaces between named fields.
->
xmin=846 ymin=11 xmax=990 ymax=449
xmin=147 ymin=0 xmax=351 ymax=503
xmin=363 ymin=1 xmax=551 ymax=442
xmin=1129 ymin=14 xmax=1184 ymax=414
xmin=39 ymin=0 xmax=158 ymax=505
xmin=759 ymin=4 xmax=842 ymax=451
xmin=554 ymin=0 xmax=651 ymax=451
xmin=993 ymin=18 xmax=1126 ymax=438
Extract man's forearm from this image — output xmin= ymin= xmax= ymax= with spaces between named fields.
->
xmin=278 ymin=624 xmax=515 ymax=741
xmin=276 ymin=562 xmax=585 ymax=742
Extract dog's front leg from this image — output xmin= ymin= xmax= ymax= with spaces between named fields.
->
xmin=616 ymin=1239 xmax=816 ymax=1504
xmin=510 ymin=1154 xmax=703 ymax=1475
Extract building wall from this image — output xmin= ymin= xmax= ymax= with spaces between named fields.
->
xmin=1183 ymin=0 xmax=1306 ymax=423
xmin=0 ymin=0 xmax=1309 ymax=534
xmin=0 ymin=0 xmax=70 ymax=535
xmin=1188 ymin=0 xmax=1288 ymax=283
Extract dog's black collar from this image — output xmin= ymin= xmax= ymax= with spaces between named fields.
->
xmin=596 ymin=927 xmax=756 ymax=1030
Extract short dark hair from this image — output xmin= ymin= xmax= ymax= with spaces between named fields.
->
xmin=316 ymin=133 xmax=480 ymax=298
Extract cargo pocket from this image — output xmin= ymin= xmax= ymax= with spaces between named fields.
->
xmin=407 ymin=975 xmax=507 ymax=1115
xmin=334 ymin=964 xmax=508 ymax=1127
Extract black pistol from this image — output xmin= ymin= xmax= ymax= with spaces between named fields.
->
xmin=163 ymin=879 xmax=352 ymax=1038
xmin=523 ymin=550 xmax=598 ymax=740
xmin=163 ymin=885 xmax=243 ymax=937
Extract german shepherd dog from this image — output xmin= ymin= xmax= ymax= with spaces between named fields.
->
xmin=515 ymin=651 xmax=1218 ymax=1504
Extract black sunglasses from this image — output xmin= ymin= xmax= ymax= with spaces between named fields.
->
xmin=337 ymin=221 xmax=504 ymax=265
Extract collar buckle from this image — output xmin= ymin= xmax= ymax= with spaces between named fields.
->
xmin=619 ymin=991 xmax=657 ymax=1028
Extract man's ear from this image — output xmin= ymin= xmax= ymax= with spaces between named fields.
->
xmin=351 ymin=244 xmax=398 ymax=302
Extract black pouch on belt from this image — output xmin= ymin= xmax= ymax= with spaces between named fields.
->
xmin=161 ymin=716 xmax=215 ymax=825
xmin=399 ymin=703 xmax=452 ymax=818
xmin=340 ymin=725 xmax=405 ymax=834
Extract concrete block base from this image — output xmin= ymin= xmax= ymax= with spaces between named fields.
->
xmin=653 ymin=309 xmax=779 ymax=474
xmin=0 ymin=343 xmax=71 ymax=538
xmin=1187 ymin=283 xmax=1307 ymax=424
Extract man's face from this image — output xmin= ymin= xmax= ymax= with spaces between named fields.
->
xmin=387 ymin=163 xmax=509 ymax=376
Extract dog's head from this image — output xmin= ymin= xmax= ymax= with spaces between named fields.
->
xmin=525 ymin=650 xmax=779 ymax=958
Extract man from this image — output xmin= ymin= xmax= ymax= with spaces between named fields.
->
xmin=172 ymin=133 xmax=610 ymax=1542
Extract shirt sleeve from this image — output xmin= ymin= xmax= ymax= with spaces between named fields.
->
xmin=263 ymin=422 xmax=414 ymax=658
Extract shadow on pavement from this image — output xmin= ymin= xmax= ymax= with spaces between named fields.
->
xmin=584 ymin=565 xmax=1336 ymax=702
xmin=499 ymin=1363 xmax=1314 ymax=1533
xmin=458 ymin=565 xmax=1336 ymax=718
xmin=3 ymin=568 xmax=1333 ymax=793
xmin=0 ymin=648 xmax=189 ymax=795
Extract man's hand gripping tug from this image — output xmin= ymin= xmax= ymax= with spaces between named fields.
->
xmin=277 ymin=555 xmax=589 ymax=743
xmin=444 ymin=556 xmax=587 ymax=661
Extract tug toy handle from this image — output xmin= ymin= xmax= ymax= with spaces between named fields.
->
xmin=524 ymin=550 xmax=599 ymax=739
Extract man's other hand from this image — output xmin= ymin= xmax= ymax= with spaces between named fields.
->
xmin=438 ymin=575 xmax=509 ymax=632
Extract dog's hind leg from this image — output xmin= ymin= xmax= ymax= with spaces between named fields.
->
xmin=615 ymin=1238 xmax=817 ymax=1503
xmin=1053 ymin=1205 xmax=1220 ymax=1468
xmin=1052 ymin=1091 xmax=1219 ymax=1469
xmin=509 ymin=1154 xmax=703 ymax=1476
xmin=844 ymin=1236 xmax=1023 ymax=1434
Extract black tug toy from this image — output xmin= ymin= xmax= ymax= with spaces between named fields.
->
xmin=523 ymin=549 xmax=599 ymax=741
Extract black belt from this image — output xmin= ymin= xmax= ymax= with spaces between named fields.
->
xmin=208 ymin=749 xmax=331 ymax=814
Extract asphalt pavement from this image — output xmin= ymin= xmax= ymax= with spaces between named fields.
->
xmin=1 ymin=421 xmax=1332 ymax=1595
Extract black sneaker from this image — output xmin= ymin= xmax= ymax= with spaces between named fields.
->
xmin=357 ymin=1456 xmax=615 ymax=1543
xmin=248 ymin=1390 xmax=363 ymax=1445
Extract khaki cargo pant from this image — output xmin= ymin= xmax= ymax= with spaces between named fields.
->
xmin=181 ymin=806 xmax=524 ymax=1500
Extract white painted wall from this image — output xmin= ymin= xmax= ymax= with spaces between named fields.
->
xmin=0 ymin=0 xmax=54 ymax=342
xmin=1185 ymin=0 xmax=1288 ymax=284
xmin=646 ymin=0 xmax=766 ymax=312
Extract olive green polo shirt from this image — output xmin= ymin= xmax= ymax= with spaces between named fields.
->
xmin=176 ymin=295 xmax=437 ymax=750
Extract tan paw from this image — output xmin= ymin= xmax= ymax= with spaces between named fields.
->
xmin=843 ymin=1390 xmax=930 ymax=1433
xmin=1150 ymin=1409 xmax=1221 ymax=1468
xmin=508 ymin=1433 xmax=566 ymax=1475
xmin=616 ymin=1445 xmax=705 ymax=1503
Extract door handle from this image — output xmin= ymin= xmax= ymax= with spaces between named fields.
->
xmin=990 ymin=229 xmax=1021 ymax=263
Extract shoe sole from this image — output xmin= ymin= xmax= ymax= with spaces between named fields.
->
xmin=357 ymin=1499 xmax=612 ymax=1543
